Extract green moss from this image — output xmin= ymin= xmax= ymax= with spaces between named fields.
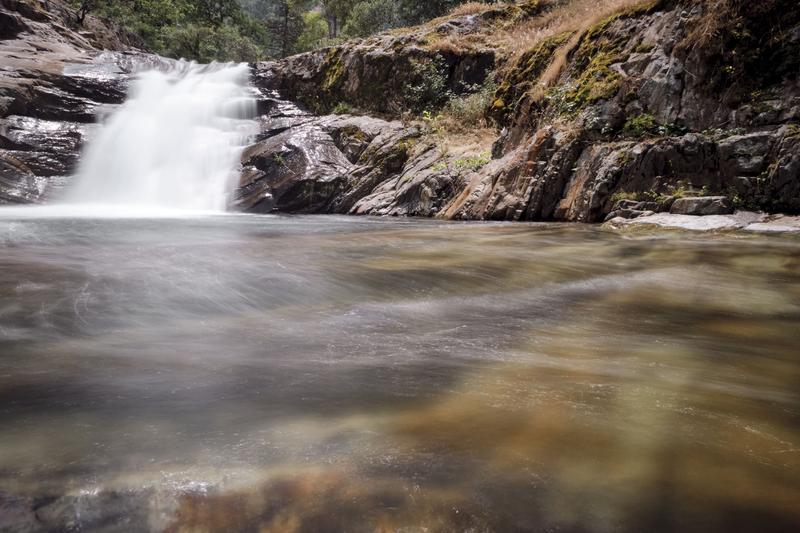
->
xmin=550 ymin=51 xmax=622 ymax=116
xmin=548 ymin=0 xmax=666 ymax=117
xmin=573 ymin=52 xmax=622 ymax=102
xmin=490 ymin=31 xmax=571 ymax=124
xmin=623 ymin=113 xmax=656 ymax=137
xmin=322 ymin=49 xmax=345 ymax=92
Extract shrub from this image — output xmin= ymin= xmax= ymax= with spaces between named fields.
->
xmin=442 ymin=77 xmax=496 ymax=131
xmin=623 ymin=113 xmax=656 ymax=137
xmin=297 ymin=11 xmax=329 ymax=53
xmin=403 ymin=55 xmax=452 ymax=113
xmin=332 ymin=102 xmax=353 ymax=114
xmin=343 ymin=0 xmax=398 ymax=38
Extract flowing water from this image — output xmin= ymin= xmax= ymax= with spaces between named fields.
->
xmin=65 ymin=62 xmax=257 ymax=211
xmin=0 ymin=213 xmax=799 ymax=532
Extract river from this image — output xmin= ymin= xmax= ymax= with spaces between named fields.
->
xmin=1 ymin=211 xmax=798 ymax=531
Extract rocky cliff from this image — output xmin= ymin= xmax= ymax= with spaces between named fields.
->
xmin=242 ymin=0 xmax=800 ymax=221
xmin=1 ymin=0 xmax=798 ymax=222
xmin=0 ymin=0 xmax=144 ymax=202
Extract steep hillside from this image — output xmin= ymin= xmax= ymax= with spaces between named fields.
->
xmin=243 ymin=0 xmax=800 ymax=221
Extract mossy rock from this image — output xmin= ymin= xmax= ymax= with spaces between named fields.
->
xmin=490 ymin=31 xmax=571 ymax=125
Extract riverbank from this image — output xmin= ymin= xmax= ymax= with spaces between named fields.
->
xmin=2 ymin=0 xmax=798 ymax=221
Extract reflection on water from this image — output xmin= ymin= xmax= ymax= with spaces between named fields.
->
xmin=0 ymin=213 xmax=798 ymax=532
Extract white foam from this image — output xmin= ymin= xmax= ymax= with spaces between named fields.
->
xmin=64 ymin=61 xmax=257 ymax=212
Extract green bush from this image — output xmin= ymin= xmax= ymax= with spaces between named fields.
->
xmin=297 ymin=11 xmax=330 ymax=52
xmin=623 ymin=113 xmax=657 ymax=137
xmin=443 ymin=78 xmax=496 ymax=129
xmin=342 ymin=0 xmax=397 ymax=38
xmin=403 ymin=55 xmax=452 ymax=113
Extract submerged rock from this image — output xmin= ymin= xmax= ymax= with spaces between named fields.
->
xmin=605 ymin=211 xmax=800 ymax=233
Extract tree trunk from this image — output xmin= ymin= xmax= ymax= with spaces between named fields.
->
xmin=281 ymin=2 xmax=290 ymax=57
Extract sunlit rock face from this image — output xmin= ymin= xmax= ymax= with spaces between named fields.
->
xmin=248 ymin=0 xmax=800 ymax=220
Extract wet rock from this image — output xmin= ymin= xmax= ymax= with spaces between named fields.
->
xmin=606 ymin=211 xmax=767 ymax=232
xmin=0 ymin=492 xmax=38 ymax=533
xmin=236 ymin=88 xmax=422 ymax=214
xmin=670 ymin=196 xmax=734 ymax=216
xmin=604 ymin=208 xmax=655 ymax=221
xmin=0 ymin=0 xmax=143 ymax=204
xmin=744 ymin=215 xmax=800 ymax=233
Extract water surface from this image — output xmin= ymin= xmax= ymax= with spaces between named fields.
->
xmin=1 ymin=213 xmax=799 ymax=532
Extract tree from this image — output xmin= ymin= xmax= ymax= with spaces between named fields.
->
xmin=190 ymin=0 xmax=242 ymax=28
xmin=74 ymin=0 xmax=99 ymax=25
xmin=296 ymin=11 xmax=329 ymax=52
xmin=320 ymin=0 xmax=356 ymax=38
xmin=397 ymin=0 xmax=461 ymax=25
xmin=263 ymin=0 xmax=311 ymax=57
xmin=342 ymin=0 xmax=397 ymax=38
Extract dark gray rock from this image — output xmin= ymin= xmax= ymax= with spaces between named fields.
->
xmin=670 ymin=196 xmax=734 ymax=216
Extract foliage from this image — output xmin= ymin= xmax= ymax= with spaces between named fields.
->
xmin=68 ymin=0 xmax=270 ymax=61
xmin=622 ymin=113 xmax=683 ymax=137
xmin=296 ymin=11 xmax=329 ymax=52
xmin=423 ymin=110 xmax=448 ymax=155
xmin=69 ymin=0 xmax=523 ymax=61
xmin=623 ymin=113 xmax=656 ymax=137
xmin=332 ymin=102 xmax=353 ymax=114
xmin=442 ymin=78 xmax=496 ymax=130
xmin=342 ymin=0 xmax=397 ymax=38
xmin=433 ymin=151 xmax=491 ymax=175
xmin=403 ymin=55 xmax=452 ymax=113
xmin=398 ymin=0 xmax=461 ymax=26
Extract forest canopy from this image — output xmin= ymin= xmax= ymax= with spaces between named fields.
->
xmin=69 ymin=0 xmax=507 ymax=62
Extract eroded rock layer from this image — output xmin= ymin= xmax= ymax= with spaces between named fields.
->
xmin=245 ymin=0 xmax=800 ymax=221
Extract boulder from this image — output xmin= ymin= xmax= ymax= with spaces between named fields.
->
xmin=670 ymin=196 xmax=734 ymax=216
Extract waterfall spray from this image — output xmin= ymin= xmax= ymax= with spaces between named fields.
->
xmin=67 ymin=61 xmax=257 ymax=211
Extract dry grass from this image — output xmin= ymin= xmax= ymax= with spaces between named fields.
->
xmin=448 ymin=1 xmax=496 ymax=17
xmin=675 ymin=0 xmax=741 ymax=56
xmin=494 ymin=0 xmax=652 ymax=97
xmin=426 ymin=31 xmax=493 ymax=54
xmin=497 ymin=0 xmax=647 ymax=60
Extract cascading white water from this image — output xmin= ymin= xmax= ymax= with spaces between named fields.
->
xmin=66 ymin=61 xmax=257 ymax=211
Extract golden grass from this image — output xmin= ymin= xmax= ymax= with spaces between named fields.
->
xmin=448 ymin=1 xmax=496 ymax=17
xmin=497 ymin=0 xmax=647 ymax=60
xmin=675 ymin=0 xmax=740 ymax=55
xmin=494 ymin=0 xmax=653 ymax=98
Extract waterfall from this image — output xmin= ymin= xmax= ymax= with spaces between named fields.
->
xmin=66 ymin=61 xmax=257 ymax=212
